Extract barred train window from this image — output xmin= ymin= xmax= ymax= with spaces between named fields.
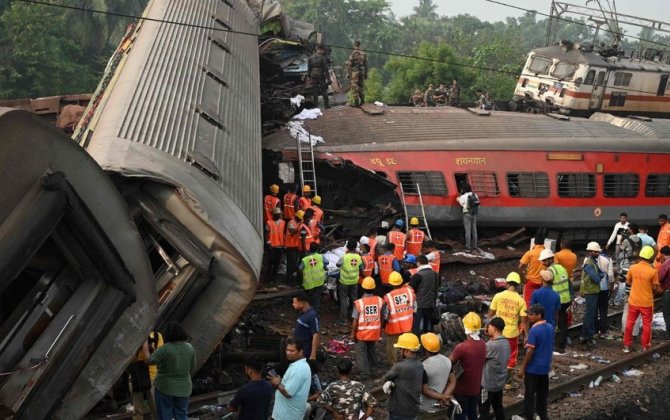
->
xmin=467 ymin=171 xmax=500 ymax=197
xmin=557 ymin=173 xmax=595 ymax=198
xmin=507 ymin=172 xmax=550 ymax=198
xmin=397 ymin=171 xmax=447 ymax=195
xmin=646 ymin=174 xmax=670 ymax=197
xmin=613 ymin=72 xmax=632 ymax=86
xmin=603 ymin=174 xmax=639 ymax=198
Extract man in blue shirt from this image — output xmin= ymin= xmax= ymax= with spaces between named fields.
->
xmin=268 ymin=338 xmax=312 ymax=420
xmin=292 ymin=291 xmax=320 ymax=361
xmin=530 ymin=270 xmax=561 ymax=328
xmin=518 ymin=304 xmax=554 ymax=420
xmin=637 ymin=225 xmax=657 ymax=248
xmin=228 ymin=355 xmax=273 ymax=419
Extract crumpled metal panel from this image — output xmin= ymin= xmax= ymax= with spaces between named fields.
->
xmin=590 ymin=112 xmax=670 ymax=138
xmin=263 ymin=106 xmax=670 ymax=154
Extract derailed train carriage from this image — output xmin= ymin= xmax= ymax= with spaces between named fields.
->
xmin=0 ymin=0 xmax=263 ymax=418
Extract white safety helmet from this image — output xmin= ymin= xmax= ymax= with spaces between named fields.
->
xmin=538 ymin=249 xmax=554 ymax=261
xmin=586 ymin=242 xmax=602 ymax=252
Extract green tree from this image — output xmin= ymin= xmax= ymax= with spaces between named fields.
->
xmin=364 ymin=68 xmax=383 ymax=103
xmin=0 ymin=3 xmax=98 ymax=99
xmin=413 ymin=0 xmax=438 ymax=21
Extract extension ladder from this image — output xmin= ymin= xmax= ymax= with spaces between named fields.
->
xmin=297 ymin=134 xmax=318 ymax=195
xmin=399 ymin=182 xmax=432 ymax=240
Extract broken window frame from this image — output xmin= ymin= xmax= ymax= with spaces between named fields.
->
xmin=506 ymin=172 xmax=550 ymax=198
xmin=397 ymin=171 xmax=448 ymax=196
xmin=557 ymin=172 xmax=596 ymax=198
xmin=603 ymin=173 xmax=639 ymax=198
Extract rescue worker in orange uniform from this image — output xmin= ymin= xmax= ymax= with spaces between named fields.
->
xmin=285 ymin=210 xmax=307 ymax=282
xmin=304 ymin=208 xmax=324 ymax=246
xmin=360 ymin=244 xmax=376 ymax=282
xmin=263 ymin=184 xmax=281 ymax=222
xmin=519 ymin=233 xmax=546 ymax=309
xmin=387 ymin=219 xmax=407 ymax=261
xmin=309 ymin=195 xmax=324 ymax=224
xmin=283 ymin=183 xmax=298 ymax=221
xmin=406 ymin=217 xmax=425 ymax=257
xmin=377 ymin=243 xmax=402 ymax=296
xmin=351 ymin=277 xmax=383 ymax=376
xmin=298 ymin=185 xmax=313 ymax=211
xmin=264 ymin=207 xmax=285 ymax=282
xmin=423 ymin=240 xmax=441 ymax=274
xmin=297 ymin=211 xmax=314 ymax=258
xmin=383 ymin=271 xmax=417 ymax=366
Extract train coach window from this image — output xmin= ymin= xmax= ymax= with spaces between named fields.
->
xmin=646 ymin=174 xmax=670 ymax=197
xmin=528 ymin=56 xmax=551 ymax=74
xmin=557 ymin=173 xmax=595 ymax=198
xmin=613 ymin=72 xmax=632 ymax=86
xmin=609 ymin=92 xmax=626 ymax=107
xmin=507 ymin=172 xmax=550 ymax=198
xmin=456 ymin=171 xmax=500 ymax=197
xmin=552 ymin=62 xmax=576 ymax=79
xmin=584 ymin=70 xmax=596 ymax=85
xmin=397 ymin=171 xmax=448 ymax=195
xmin=603 ymin=174 xmax=639 ymax=198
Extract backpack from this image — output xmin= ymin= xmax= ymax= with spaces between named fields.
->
xmin=467 ymin=193 xmax=480 ymax=215
xmin=626 ymin=236 xmax=642 ymax=259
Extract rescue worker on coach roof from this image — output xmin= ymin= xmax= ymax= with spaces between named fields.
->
xmin=434 ymin=82 xmax=449 ymax=105
xmin=406 ymin=217 xmax=425 ymax=258
xmin=383 ymin=271 xmax=417 ymax=366
xmin=351 ymin=277 xmax=383 ymax=377
xmin=307 ymin=44 xmax=330 ymax=109
xmin=424 ymin=84 xmax=436 ymax=107
xmin=346 ymin=41 xmax=367 ymax=107
xmin=410 ymin=88 xmax=425 ymax=107
xmin=263 ymin=184 xmax=281 ymax=223
xmin=449 ymin=79 xmax=461 ymax=107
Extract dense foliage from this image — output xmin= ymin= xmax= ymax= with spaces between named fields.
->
xmin=1 ymin=0 xmax=668 ymax=102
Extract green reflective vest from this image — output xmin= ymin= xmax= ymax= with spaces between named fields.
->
xmin=340 ymin=253 xmax=362 ymax=285
xmin=580 ymin=257 xmax=602 ymax=295
xmin=549 ymin=263 xmax=571 ymax=304
xmin=302 ymin=253 xmax=326 ymax=290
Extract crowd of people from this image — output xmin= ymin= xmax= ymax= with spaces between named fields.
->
xmin=410 ymin=80 xmax=461 ymax=107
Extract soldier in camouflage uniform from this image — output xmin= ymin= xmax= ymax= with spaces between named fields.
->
xmin=316 ymin=359 xmax=377 ymax=419
xmin=346 ymin=41 xmax=368 ymax=107
xmin=308 ymin=44 xmax=330 ymax=109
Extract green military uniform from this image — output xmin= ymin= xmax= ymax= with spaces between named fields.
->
xmin=308 ymin=49 xmax=330 ymax=109
xmin=347 ymin=46 xmax=367 ymax=107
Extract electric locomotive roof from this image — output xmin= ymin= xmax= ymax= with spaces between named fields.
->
xmin=262 ymin=106 xmax=670 ymax=154
xmin=530 ymin=45 xmax=670 ymax=72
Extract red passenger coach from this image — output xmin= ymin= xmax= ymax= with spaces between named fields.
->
xmin=263 ymin=106 xmax=670 ymax=229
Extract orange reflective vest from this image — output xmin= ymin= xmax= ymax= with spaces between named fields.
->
xmin=285 ymin=220 xmax=300 ymax=248
xmin=297 ymin=222 xmax=313 ymax=252
xmin=361 ymin=255 xmax=375 ymax=282
xmin=298 ymin=196 xmax=312 ymax=211
xmin=354 ymin=295 xmax=384 ymax=341
xmin=310 ymin=206 xmax=324 ymax=223
xmin=388 ymin=230 xmax=406 ymax=260
xmin=264 ymin=195 xmax=280 ymax=222
xmin=408 ymin=267 xmax=418 ymax=277
xmin=283 ymin=192 xmax=297 ymax=220
xmin=368 ymin=237 xmax=377 ymax=260
xmin=378 ymin=254 xmax=395 ymax=284
xmin=384 ymin=286 xmax=416 ymax=335
xmin=309 ymin=218 xmax=321 ymax=244
xmin=266 ymin=219 xmax=285 ymax=248
xmin=429 ymin=250 xmax=441 ymax=273
xmin=406 ymin=228 xmax=425 ymax=257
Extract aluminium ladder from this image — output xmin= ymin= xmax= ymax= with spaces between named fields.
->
xmin=399 ymin=182 xmax=432 ymax=240
xmin=297 ymin=134 xmax=318 ymax=195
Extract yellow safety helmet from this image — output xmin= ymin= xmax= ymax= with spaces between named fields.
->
xmin=361 ymin=277 xmax=376 ymax=290
xmin=420 ymin=332 xmax=441 ymax=353
xmin=506 ymin=272 xmax=521 ymax=284
xmin=312 ymin=195 xmax=322 ymax=205
xmin=462 ymin=312 xmax=482 ymax=331
xmin=295 ymin=210 xmax=305 ymax=220
xmin=640 ymin=245 xmax=655 ymax=261
xmin=388 ymin=271 xmax=403 ymax=286
xmin=270 ymin=184 xmax=279 ymax=194
xmin=409 ymin=217 xmax=419 ymax=226
xmin=393 ymin=332 xmax=421 ymax=351
xmin=303 ymin=185 xmax=311 ymax=192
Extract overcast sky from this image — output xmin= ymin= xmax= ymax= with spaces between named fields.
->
xmin=390 ymin=0 xmax=667 ymax=29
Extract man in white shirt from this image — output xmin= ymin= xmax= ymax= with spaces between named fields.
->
xmin=457 ymin=183 xmax=479 ymax=252
xmin=605 ymin=213 xmax=629 ymax=263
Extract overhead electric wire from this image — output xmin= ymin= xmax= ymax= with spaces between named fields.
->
xmin=14 ymin=0 xmax=670 ymax=98
xmin=483 ymin=0 xmax=670 ymax=49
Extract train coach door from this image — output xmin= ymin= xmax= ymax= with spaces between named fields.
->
xmin=589 ymin=69 xmax=607 ymax=110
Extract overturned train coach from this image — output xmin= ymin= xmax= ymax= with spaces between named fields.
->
xmin=512 ymin=41 xmax=670 ymax=116
xmin=0 ymin=0 xmax=263 ymax=418
xmin=263 ymin=106 xmax=670 ymax=229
